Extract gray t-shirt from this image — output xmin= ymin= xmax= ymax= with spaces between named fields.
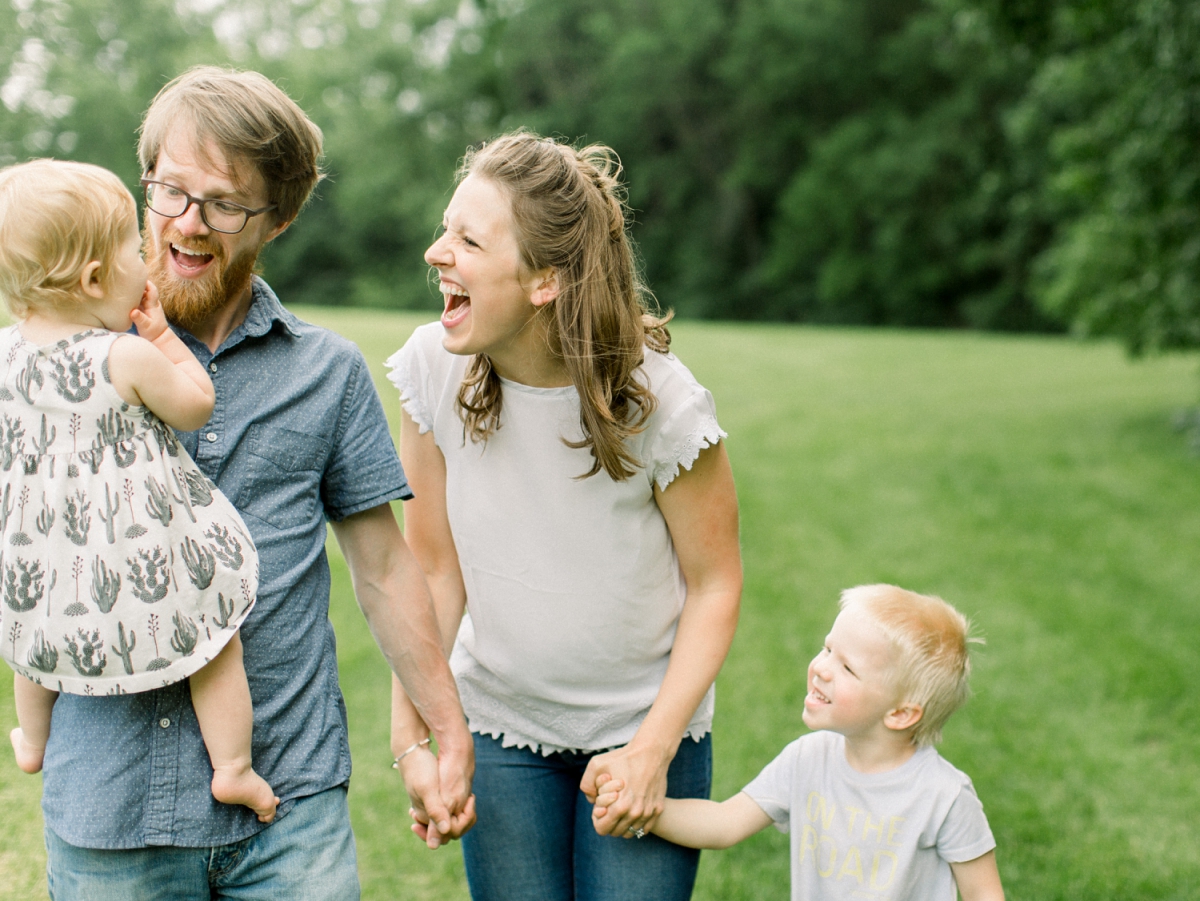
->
xmin=743 ymin=731 xmax=995 ymax=901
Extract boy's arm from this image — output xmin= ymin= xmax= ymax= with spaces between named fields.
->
xmin=656 ymin=794 xmax=773 ymax=848
xmin=601 ymin=790 xmax=771 ymax=849
xmin=950 ymin=850 xmax=1005 ymax=901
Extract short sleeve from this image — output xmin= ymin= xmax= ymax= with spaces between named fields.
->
xmin=935 ymin=782 xmax=996 ymax=864
xmin=645 ymin=362 xmax=726 ymax=492
xmin=385 ymin=330 xmax=434 ymax=434
xmin=322 ymin=349 xmax=412 ymax=519
xmin=742 ymin=738 xmax=804 ymax=834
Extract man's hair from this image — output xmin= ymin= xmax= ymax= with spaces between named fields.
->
xmin=0 ymin=159 xmax=137 ymax=318
xmin=839 ymin=584 xmax=977 ymax=746
xmin=138 ymin=66 xmax=323 ymax=225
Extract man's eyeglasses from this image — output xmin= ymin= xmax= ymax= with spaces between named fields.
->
xmin=141 ymin=178 xmax=277 ymax=235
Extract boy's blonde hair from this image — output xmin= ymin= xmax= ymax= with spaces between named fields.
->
xmin=840 ymin=584 xmax=977 ymax=747
xmin=0 ymin=159 xmax=137 ymax=319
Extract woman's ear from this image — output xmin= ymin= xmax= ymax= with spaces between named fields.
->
xmin=529 ymin=269 xmax=560 ymax=308
xmin=883 ymin=702 xmax=924 ymax=733
xmin=79 ymin=261 xmax=106 ymax=299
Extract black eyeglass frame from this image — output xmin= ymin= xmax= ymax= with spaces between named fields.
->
xmin=140 ymin=178 xmax=278 ymax=235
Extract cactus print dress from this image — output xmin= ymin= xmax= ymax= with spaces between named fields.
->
xmin=0 ymin=326 xmax=257 ymax=695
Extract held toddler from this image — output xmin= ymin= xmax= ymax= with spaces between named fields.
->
xmin=0 ymin=159 xmax=277 ymax=822
xmin=595 ymin=584 xmax=1005 ymax=900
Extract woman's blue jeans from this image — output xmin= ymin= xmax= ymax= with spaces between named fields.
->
xmin=462 ymin=732 xmax=712 ymax=901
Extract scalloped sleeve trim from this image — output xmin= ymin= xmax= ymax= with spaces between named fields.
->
xmin=648 ymin=388 xmax=727 ymax=492
xmin=384 ymin=332 xmax=434 ymax=435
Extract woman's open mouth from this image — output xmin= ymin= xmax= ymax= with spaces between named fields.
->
xmin=441 ymin=282 xmax=471 ymax=328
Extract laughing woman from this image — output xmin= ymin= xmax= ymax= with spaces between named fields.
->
xmin=386 ymin=131 xmax=742 ymax=901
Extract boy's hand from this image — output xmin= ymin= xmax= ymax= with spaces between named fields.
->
xmin=130 ymin=281 xmax=167 ymax=343
xmin=581 ymin=741 xmax=672 ymax=839
xmin=590 ymin=775 xmax=625 ymax=822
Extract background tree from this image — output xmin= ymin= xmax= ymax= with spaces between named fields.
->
xmin=1003 ymin=0 xmax=1200 ymax=354
xmin=3 ymin=0 xmax=1200 ymax=357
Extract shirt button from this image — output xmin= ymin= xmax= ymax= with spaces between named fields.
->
xmin=209 ymin=363 xmax=218 ymax=373
xmin=159 ymin=718 xmax=171 ymax=728
xmin=206 ymin=432 xmax=217 ymax=442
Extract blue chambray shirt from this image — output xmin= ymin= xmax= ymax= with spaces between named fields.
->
xmin=41 ymin=278 xmax=412 ymax=848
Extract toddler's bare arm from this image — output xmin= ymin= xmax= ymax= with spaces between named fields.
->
xmin=116 ymin=282 xmax=215 ymax=430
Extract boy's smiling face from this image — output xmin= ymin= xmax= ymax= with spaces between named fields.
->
xmin=804 ymin=606 xmax=907 ymax=739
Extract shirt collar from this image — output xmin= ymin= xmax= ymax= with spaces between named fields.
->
xmin=169 ymin=276 xmax=301 ymax=360
xmin=240 ymin=276 xmax=302 ymax=341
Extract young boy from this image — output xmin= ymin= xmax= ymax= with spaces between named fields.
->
xmin=594 ymin=584 xmax=1005 ymax=900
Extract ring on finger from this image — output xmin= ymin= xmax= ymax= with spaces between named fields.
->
xmin=627 ymin=826 xmax=646 ymax=839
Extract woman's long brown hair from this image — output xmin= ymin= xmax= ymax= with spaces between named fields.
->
xmin=455 ymin=131 xmax=671 ymax=481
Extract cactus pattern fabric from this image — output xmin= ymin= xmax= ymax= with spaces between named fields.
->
xmin=0 ymin=326 xmax=257 ymax=694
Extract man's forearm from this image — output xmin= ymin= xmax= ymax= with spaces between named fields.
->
xmin=331 ymin=506 xmax=471 ymax=755
xmin=359 ymin=549 xmax=469 ymax=752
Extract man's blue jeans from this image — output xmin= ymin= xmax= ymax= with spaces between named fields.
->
xmin=462 ymin=732 xmax=712 ymax=901
xmin=44 ymin=787 xmax=359 ymax=901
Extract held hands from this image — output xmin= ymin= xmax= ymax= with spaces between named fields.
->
xmin=129 ymin=280 xmax=167 ymax=343
xmin=580 ymin=740 xmax=673 ymax=839
xmin=397 ymin=742 xmax=476 ymax=850
xmin=590 ymin=774 xmax=628 ymax=827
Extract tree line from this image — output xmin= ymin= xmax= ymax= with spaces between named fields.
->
xmin=2 ymin=0 xmax=1198 ymax=355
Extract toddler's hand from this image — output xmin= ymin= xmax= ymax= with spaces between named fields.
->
xmin=590 ymin=774 xmax=625 ymax=821
xmin=130 ymin=281 xmax=166 ymax=342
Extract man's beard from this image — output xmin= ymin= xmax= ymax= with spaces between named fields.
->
xmin=143 ymin=220 xmax=260 ymax=335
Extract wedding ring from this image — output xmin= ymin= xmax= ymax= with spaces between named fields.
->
xmin=630 ymin=827 xmax=646 ymax=839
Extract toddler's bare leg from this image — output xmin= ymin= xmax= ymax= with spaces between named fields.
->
xmin=189 ymin=632 xmax=278 ymax=823
xmin=11 ymin=674 xmax=57 ymax=773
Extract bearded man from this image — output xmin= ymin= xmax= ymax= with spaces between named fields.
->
xmin=38 ymin=67 xmax=474 ymax=900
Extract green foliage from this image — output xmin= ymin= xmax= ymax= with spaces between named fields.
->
xmin=0 ymin=0 xmax=223 ymax=180
xmin=1010 ymin=0 xmax=1200 ymax=353
xmin=255 ymin=0 xmax=497 ymax=309
xmin=4 ymin=0 xmax=1200 ymax=349
xmin=757 ymin=2 xmax=1053 ymax=329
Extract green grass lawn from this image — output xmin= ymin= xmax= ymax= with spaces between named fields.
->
xmin=3 ymin=308 xmax=1199 ymax=899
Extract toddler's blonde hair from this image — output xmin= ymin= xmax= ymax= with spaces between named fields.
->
xmin=0 ymin=159 xmax=137 ymax=319
xmin=840 ymin=584 xmax=978 ymax=747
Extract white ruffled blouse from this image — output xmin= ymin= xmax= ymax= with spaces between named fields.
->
xmin=386 ymin=323 xmax=726 ymax=753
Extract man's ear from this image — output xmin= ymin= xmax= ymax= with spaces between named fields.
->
xmin=264 ymin=215 xmax=294 ymax=245
xmin=529 ymin=269 xmax=560 ymax=308
xmin=79 ymin=261 xmax=105 ymax=299
xmin=884 ymin=702 xmax=923 ymax=733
